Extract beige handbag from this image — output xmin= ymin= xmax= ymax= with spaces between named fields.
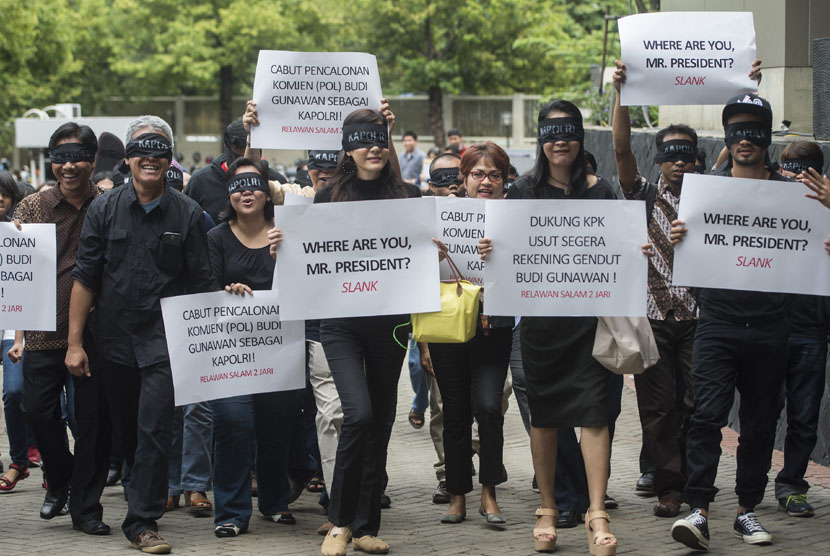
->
xmin=592 ymin=317 xmax=660 ymax=375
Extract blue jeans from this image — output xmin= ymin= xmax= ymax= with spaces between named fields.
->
xmin=408 ymin=337 xmax=429 ymax=414
xmin=212 ymin=390 xmax=302 ymax=530
xmin=774 ymin=335 xmax=828 ymax=499
xmin=169 ymin=402 xmax=213 ymax=495
xmin=2 ymin=338 xmax=29 ymax=466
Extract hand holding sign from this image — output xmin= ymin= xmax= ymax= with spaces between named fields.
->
xmin=250 ymin=50 xmax=383 ymax=150
xmin=618 ymin=12 xmax=758 ymax=106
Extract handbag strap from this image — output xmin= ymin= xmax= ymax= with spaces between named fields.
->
xmin=443 ymin=252 xmax=467 ymax=296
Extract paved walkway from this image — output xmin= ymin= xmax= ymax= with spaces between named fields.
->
xmin=1 ymin=366 xmax=828 ymax=555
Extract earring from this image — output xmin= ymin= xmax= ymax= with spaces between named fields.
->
xmin=343 ymin=155 xmax=356 ymax=175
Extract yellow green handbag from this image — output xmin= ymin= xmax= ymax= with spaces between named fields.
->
xmin=412 ymin=253 xmax=482 ymax=343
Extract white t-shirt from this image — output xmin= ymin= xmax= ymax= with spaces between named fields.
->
xmin=2 ymin=329 xmax=16 ymax=341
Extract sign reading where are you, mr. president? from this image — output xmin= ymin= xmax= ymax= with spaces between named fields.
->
xmin=273 ymin=197 xmax=441 ymax=320
xmin=673 ymin=173 xmax=830 ymax=296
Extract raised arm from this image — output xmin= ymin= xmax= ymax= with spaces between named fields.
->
xmin=612 ymin=60 xmax=637 ymax=193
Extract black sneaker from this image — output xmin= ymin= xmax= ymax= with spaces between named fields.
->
xmin=778 ymin=494 xmax=814 ymax=517
xmin=733 ymin=511 xmax=772 ymax=545
xmin=671 ymin=509 xmax=710 ymax=551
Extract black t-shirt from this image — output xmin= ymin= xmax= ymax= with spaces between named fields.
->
xmin=314 ymin=177 xmax=421 ymax=203
xmin=207 ymin=222 xmax=274 ymax=290
xmin=506 ymin=175 xmax=616 ymax=200
xmin=697 ymin=169 xmax=793 ymax=322
xmin=789 ymin=295 xmax=827 ymax=338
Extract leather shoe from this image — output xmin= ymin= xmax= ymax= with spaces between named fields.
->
xmin=73 ymin=518 xmax=111 ymax=535
xmin=432 ymin=481 xmax=451 ymax=504
xmin=40 ymin=489 xmax=69 ymax=520
xmin=556 ymin=510 xmax=582 ymax=529
xmin=105 ymin=465 xmax=122 ymax=487
xmin=653 ymin=496 xmax=681 ymax=518
xmin=636 ymin=471 xmax=655 ymax=495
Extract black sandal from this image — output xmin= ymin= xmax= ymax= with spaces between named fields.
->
xmin=307 ymin=476 xmax=325 ymax=493
xmin=408 ymin=408 xmax=425 ymax=429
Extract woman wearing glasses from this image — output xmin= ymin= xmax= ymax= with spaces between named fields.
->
xmin=479 ymin=101 xmax=620 ymax=555
xmin=421 ymin=142 xmax=514 ymax=526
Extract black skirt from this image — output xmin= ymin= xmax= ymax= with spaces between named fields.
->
xmin=520 ymin=316 xmax=609 ymax=428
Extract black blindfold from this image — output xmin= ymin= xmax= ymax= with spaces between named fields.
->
xmin=724 ymin=122 xmax=771 ymax=148
xmin=429 ymin=167 xmax=460 ymax=188
xmin=780 ymin=158 xmax=822 ymax=176
xmin=50 ymin=143 xmax=96 ymax=164
xmin=227 ymin=172 xmax=269 ymax=196
xmin=125 ymin=133 xmax=173 ymax=161
xmin=655 ymin=140 xmax=697 ymax=164
xmin=341 ymin=123 xmax=388 ymax=151
xmin=538 ymin=118 xmax=584 ymax=144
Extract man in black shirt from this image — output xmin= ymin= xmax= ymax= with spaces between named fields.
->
xmin=66 ymin=116 xmax=216 ymax=554
xmin=185 ymin=118 xmax=286 ymax=221
xmin=668 ymin=94 xmax=811 ymax=551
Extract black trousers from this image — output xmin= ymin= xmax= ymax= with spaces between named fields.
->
xmin=100 ymin=359 xmax=174 ymax=540
xmin=22 ymin=343 xmax=112 ymax=521
xmin=430 ymin=327 xmax=511 ymax=495
xmin=684 ymin=315 xmax=788 ymax=510
xmin=634 ymin=314 xmax=696 ymax=499
xmin=321 ymin=316 xmax=408 ymax=538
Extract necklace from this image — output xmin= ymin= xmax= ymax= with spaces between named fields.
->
xmin=547 ymin=174 xmax=571 ymax=194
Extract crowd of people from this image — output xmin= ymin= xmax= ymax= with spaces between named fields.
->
xmin=1 ymin=55 xmax=829 ymax=556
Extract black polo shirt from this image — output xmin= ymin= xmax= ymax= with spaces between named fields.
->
xmin=72 ymin=181 xmax=217 ymax=367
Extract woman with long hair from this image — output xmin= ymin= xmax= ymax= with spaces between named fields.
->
xmin=270 ymin=101 xmax=423 ymax=556
xmin=479 ymin=100 xmax=620 ymax=555
xmin=208 ymin=157 xmax=303 ymax=537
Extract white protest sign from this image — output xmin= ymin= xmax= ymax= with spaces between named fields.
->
xmin=274 ymin=198 xmax=441 ymax=320
xmin=673 ymin=174 xmax=830 ymax=295
xmin=161 ymin=290 xmax=305 ymax=406
xmin=284 ymin=193 xmax=314 ymax=206
xmin=0 ymin=223 xmax=56 ymax=331
xmin=483 ymin=200 xmax=648 ymax=316
xmin=619 ymin=12 xmax=757 ymax=106
xmin=436 ymin=197 xmax=485 ymax=285
xmin=251 ymin=51 xmax=383 ymax=150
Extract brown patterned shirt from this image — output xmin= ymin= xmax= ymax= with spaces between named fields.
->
xmin=12 ymin=183 xmax=101 ymax=351
xmin=624 ymin=174 xmax=698 ymax=321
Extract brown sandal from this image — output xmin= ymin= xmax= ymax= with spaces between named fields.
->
xmin=585 ymin=510 xmax=617 ymax=556
xmin=165 ymin=494 xmax=180 ymax=511
xmin=186 ymin=490 xmax=213 ymax=517
xmin=533 ymin=507 xmax=558 ymax=553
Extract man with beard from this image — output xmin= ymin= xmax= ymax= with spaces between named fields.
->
xmin=66 ymin=116 xmax=216 ymax=554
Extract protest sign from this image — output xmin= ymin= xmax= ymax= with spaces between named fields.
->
xmin=284 ymin=193 xmax=314 ymax=206
xmin=436 ymin=197 xmax=485 ymax=285
xmin=483 ymin=200 xmax=648 ymax=316
xmin=673 ymin=174 xmax=830 ymax=295
xmin=251 ymin=51 xmax=383 ymax=150
xmin=0 ymin=223 xmax=56 ymax=331
xmin=273 ymin=198 xmax=441 ymax=320
xmin=161 ymin=290 xmax=305 ymax=406
xmin=619 ymin=12 xmax=757 ymax=106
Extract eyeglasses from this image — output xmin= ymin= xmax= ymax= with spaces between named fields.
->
xmin=469 ymin=170 xmax=503 ymax=182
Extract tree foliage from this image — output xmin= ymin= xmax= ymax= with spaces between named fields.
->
xmin=1 ymin=0 xmax=642 ymax=154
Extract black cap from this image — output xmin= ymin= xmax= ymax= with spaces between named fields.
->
xmin=95 ymin=132 xmax=126 ymax=174
xmin=307 ymin=150 xmax=339 ymax=171
xmin=722 ymin=93 xmax=772 ymax=128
